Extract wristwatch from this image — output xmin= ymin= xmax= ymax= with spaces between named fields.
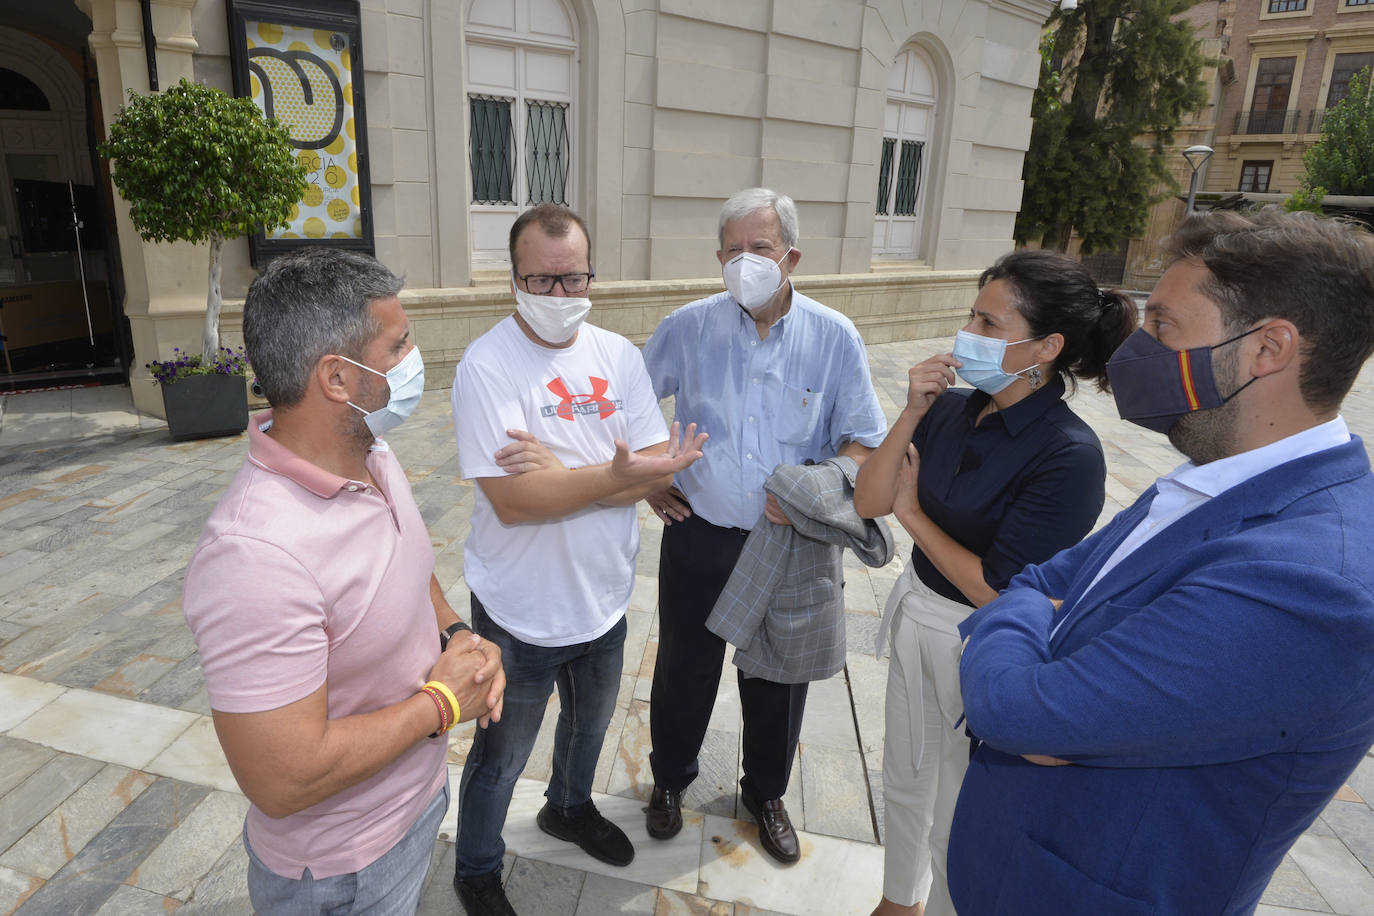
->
xmin=439 ymin=620 xmax=473 ymax=652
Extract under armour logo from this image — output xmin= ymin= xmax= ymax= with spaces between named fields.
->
xmin=543 ymin=376 xmax=620 ymax=421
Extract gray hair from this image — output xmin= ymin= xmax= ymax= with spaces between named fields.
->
xmin=243 ymin=248 xmax=404 ymax=407
xmin=718 ymin=188 xmax=799 ymax=249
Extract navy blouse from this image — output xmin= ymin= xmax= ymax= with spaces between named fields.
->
xmin=910 ymin=375 xmax=1106 ymax=607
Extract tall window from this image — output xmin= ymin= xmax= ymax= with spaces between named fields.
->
xmin=466 ymin=0 xmax=577 ymax=261
xmin=1247 ymin=57 xmax=1296 ymax=133
xmin=1239 ymin=161 xmax=1273 ymax=193
xmin=1327 ymin=53 xmax=1374 ymax=108
xmin=874 ymin=45 xmax=936 ymax=260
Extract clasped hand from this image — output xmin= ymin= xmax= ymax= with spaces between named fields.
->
xmin=428 ymin=633 xmax=506 ymax=728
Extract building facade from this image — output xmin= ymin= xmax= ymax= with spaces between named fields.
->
xmin=1121 ymin=0 xmax=1374 ymax=289
xmin=0 ymin=0 xmax=1054 ymax=415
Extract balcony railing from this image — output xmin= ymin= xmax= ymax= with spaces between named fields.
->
xmin=1233 ymin=109 xmax=1304 ymax=135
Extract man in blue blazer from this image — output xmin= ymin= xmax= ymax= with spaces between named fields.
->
xmin=948 ymin=209 xmax=1374 ymax=916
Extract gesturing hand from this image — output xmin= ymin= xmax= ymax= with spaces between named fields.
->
xmin=494 ymin=429 xmax=564 ymax=475
xmin=608 ymin=422 xmax=707 ymax=484
xmin=906 ymin=353 xmax=960 ymax=416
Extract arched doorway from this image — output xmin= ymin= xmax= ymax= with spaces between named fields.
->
xmin=465 ymin=0 xmax=578 ymax=266
xmin=873 ymin=45 xmax=936 ymax=261
xmin=0 ymin=21 xmax=122 ymax=389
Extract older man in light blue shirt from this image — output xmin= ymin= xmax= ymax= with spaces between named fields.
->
xmin=640 ymin=187 xmax=886 ymax=864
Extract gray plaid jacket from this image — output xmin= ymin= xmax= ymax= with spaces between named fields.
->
xmin=706 ymin=456 xmax=894 ymax=683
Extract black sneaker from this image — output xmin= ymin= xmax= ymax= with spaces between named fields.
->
xmin=453 ymin=870 xmax=516 ymax=916
xmin=536 ymin=800 xmax=635 ymax=866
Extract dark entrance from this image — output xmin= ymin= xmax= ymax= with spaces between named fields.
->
xmin=0 ymin=3 xmax=127 ymax=393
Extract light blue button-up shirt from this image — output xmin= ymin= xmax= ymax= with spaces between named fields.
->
xmin=642 ymin=289 xmax=887 ymax=529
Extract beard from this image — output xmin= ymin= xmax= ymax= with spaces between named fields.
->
xmin=345 ymin=369 xmax=385 ymax=447
xmin=1167 ymin=343 xmax=1242 ymax=465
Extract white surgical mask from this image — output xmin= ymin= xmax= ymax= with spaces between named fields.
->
xmin=952 ymin=330 xmax=1040 ymax=395
xmin=341 ymin=346 xmax=425 ymax=436
xmin=723 ymin=249 xmax=792 ymax=316
xmin=513 ymin=285 xmax=591 ymax=345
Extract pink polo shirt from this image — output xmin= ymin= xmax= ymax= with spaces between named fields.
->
xmin=183 ymin=412 xmax=446 ymax=879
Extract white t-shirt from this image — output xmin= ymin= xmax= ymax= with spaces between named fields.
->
xmin=451 ymin=317 xmax=668 ymax=646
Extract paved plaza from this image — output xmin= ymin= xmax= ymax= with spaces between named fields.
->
xmin=1 ymin=333 xmax=1373 ymax=915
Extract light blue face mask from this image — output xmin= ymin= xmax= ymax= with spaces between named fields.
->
xmin=341 ymin=346 xmax=425 ymax=437
xmin=952 ymin=330 xmax=1040 ymax=395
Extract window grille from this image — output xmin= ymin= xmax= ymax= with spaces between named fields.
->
xmin=893 ymin=140 xmax=924 ymax=216
xmin=875 ymin=138 xmax=896 ymax=215
xmin=1268 ymin=0 xmax=1306 ymax=11
xmin=526 ymin=100 xmax=570 ymax=205
xmin=470 ymin=95 xmax=515 ymax=205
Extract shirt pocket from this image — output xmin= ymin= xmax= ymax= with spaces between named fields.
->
xmin=776 ymin=383 xmax=824 ymax=446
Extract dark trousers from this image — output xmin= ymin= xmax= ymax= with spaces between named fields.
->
xmin=648 ymin=511 xmax=808 ymax=801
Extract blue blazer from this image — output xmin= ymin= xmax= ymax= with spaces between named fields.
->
xmin=949 ymin=438 xmax=1374 ymax=915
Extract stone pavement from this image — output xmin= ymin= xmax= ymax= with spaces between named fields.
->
xmin=1 ymin=335 xmax=1372 ymax=916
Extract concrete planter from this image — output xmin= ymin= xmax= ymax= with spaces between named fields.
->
xmin=159 ymin=373 xmax=249 ymax=441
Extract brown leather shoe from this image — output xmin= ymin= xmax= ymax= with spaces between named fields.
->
xmin=741 ymin=790 xmax=800 ymax=864
xmin=646 ymin=784 xmax=683 ymax=839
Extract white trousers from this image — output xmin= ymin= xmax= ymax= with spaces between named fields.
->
xmin=879 ymin=566 xmax=970 ymax=913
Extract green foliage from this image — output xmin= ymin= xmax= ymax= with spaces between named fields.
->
xmin=1284 ymin=186 xmax=1327 ymax=213
xmin=1016 ymin=0 xmax=1212 ymax=253
xmin=99 ymin=79 xmax=307 ymax=244
xmin=1302 ymin=68 xmax=1374 ymax=196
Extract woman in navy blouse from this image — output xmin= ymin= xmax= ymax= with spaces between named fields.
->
xmin=855 ymin=249 xmax=1137 ymax=916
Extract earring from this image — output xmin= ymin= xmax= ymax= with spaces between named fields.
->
xmin=1027 ymin=367 xmax=1043 ymax=390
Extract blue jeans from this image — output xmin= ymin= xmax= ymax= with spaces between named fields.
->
xmin=454 ymin=593 xmax=627 ymax=879
xmin=244 ymin=782 xmax=448 ymax=915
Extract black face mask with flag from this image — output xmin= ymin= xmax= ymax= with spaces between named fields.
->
xmin=1105 ymin=326 xmax=1261 ymax=434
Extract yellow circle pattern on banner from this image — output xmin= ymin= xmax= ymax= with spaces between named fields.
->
xmin=247 ymin=19 xmax=363 ymax=242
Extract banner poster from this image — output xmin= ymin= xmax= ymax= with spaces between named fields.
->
xmin=245 ymin=20 xmax=363 ymax=240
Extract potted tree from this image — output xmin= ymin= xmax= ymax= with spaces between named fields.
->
xmin=100 ymin=78 xmax=307 ymax=440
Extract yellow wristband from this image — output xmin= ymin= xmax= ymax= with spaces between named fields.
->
xmin=424 ymin=680 xmax=461 ymax=730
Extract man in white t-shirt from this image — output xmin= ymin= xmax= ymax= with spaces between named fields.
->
xmin=449 ymin=204 xmax=706 ymax=916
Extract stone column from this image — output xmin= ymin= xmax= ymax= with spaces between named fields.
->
xmin=82 ymin=0 xmax=205 ymax=417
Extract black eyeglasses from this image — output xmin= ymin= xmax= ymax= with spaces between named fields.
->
xmin=516 ymin=271 xmax=595 ymax=295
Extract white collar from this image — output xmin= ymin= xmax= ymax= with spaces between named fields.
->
xmin=1161 ymin=416 xmax=1351 ymax=498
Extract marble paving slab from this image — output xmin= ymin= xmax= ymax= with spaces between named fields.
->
xmin=9 ymin=686 xmax=197 ymax=771
xmin=0 ymin=672 xmax=66 ymax=732
xmin=695 ymin=813 xmax=882 ymax=916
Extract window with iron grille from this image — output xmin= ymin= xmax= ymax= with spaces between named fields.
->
xmin=525 ymin=100 xmax=569 ymax=206
xmin=1239 ymin=161 xmax=1273 ymax=193
xmin=1268 ymin=0 xmax=1307 ymax=11
xmin=470 ymin=95 xmax=515 ymax=205
xmin=893 ymin=141 xmax=924 ymax=216
xmin=1327 ymin=54 xmax=1374 ymax=108
xmin=875 ymin=138 xmax=896 ymax=215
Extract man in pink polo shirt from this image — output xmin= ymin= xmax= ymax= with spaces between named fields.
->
xmin=183 ymin=248 xmax=506 ymax=914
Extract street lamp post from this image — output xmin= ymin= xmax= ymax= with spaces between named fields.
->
xmin=1183 ymin=144 xmax=1214 ymax=215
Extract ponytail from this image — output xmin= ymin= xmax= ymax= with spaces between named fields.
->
xmin=1073 ymin=288 xmax=1138 ymax=391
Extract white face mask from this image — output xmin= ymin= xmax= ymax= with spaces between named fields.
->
xmin=513 ymin=285 xmax=591 ymax=345
xmin=722 ymin=249 xmax=792 ymax=316
xmin=341 ymin=346 xmax=425 ymax=437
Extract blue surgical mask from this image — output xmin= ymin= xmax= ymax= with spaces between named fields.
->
xmin=341 ymin=346 xmax=425 ymax=437
xmin=952 ymin=330 xmax=1040 ymax=395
